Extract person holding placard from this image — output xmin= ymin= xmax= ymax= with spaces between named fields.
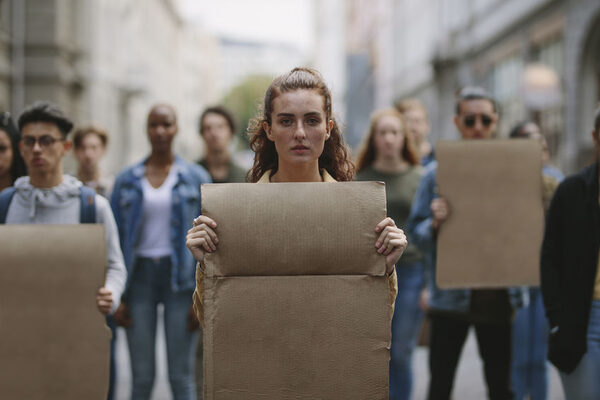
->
xmin=0 ymin=101 xmax=126 ymax=316
xmin=407 ymin=87 xmax=526 ymax=400
xmin=187 ymin=68 xmax=407 ymax=320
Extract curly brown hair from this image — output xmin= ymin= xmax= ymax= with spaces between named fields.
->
xmin=247 ymin=67 xmax=355 ymax=182
xmin=355 ymin=108 xmax=420 ymax=172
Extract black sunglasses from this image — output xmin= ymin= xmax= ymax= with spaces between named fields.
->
xmin=463 ymin=114 xmax=493 ymax=128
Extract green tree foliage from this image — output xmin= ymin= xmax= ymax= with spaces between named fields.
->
xmin=222 ymin=75 xmax=273 ymax=150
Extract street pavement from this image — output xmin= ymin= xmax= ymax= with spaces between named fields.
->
xmin=113 ymin=308 xmax=565 ymax=399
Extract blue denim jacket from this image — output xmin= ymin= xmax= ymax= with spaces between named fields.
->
xmin=110 ymin=156 xmax=211 ymax=295
xmin=406 ymin=161 xmax=527 ymax=313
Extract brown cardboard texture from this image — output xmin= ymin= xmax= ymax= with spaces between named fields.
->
xmin=202 ymin=182 xmax=387 ymax=277
xmin=435 ymin=139 xmax=545 ymax=288
xmin=201 ymin=182 xmax=392 ymax=400
xmin=0 ymin=225 xmax=111 ymax=399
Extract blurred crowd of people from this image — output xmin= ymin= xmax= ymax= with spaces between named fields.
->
xmin=1 ymin=66 xmax=599 ymax=400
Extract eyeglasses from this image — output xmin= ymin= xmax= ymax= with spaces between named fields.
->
xmin=463 ymin=114 xmax=493 ymax=128
xmin=21 ymin=135 xmax=64 ymax=148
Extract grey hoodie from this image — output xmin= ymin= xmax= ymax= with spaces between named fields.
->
xmin=5 ymin=175 xmax=127 ymax=314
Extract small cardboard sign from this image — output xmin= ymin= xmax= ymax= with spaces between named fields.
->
xmin=436 ymin=139 xmax=544 ymax=288
xmin=0 ymin=225 xmax=110 ymax=399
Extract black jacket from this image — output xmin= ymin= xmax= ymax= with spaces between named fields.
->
xmin=541 ymin=162 xmax=600 ymax=373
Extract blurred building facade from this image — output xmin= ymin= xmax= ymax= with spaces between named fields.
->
xmin=391 ymin=0 xmax=600 ymax=173
xmin=313 ymin=0 xmax=347 ymax=140
xmin=314 ymin=0 xmax=600 ymax=173
xmin=313 ymin=0 xmax=396 ymax=149
xmin=0 ymin=0 xmax=220 ymax=174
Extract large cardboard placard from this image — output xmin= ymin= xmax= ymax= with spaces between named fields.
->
xmin=436 ymin=139 xmax=544 ymax=288
xmin=201 ymin=182 xmax=392 ymax=400
xmin=0 ymin=225 xmax=110 ymax=399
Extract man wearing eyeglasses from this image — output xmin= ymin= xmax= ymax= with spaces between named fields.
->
xmin=0 ymin=101 xmax=126 ymax=317
xmin=407 ymin=87 xmax=524 ymax=400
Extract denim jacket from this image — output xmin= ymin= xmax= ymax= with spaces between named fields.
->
xmin=111 ymin=156 xmax=211 ymax=296
xmin=406 ymin=161 xmax=527 ymax=312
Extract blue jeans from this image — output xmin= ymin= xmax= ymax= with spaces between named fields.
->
xmin=126 ymin=256 xmax=197 ymax=400
xmin=389 ymin=261 xmax=425 ymax=400
xmin=560 ymin=300 xmax=600 ymax=399
xmin=512 ymin=287 xmax=548 ymax=400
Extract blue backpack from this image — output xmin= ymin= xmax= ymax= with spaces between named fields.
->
xmin=0 ymin=185 xmax=96 ymax=224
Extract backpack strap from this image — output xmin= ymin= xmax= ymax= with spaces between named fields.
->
xmin=79 ymin=186 xmax=97 ymax=224
xmin=0 ymin=187 xmax=16 ymax=224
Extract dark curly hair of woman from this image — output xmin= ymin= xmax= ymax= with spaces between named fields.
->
xmin=247 ymin=67 xmax=355 ymax=182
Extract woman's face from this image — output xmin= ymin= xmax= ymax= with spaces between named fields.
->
xmin=373 ymin=114 xmax=404 ymax=161
xmin=147 ymin=106 xmax=177 ymax=153
xmin=264 ymin=89 xmax=332 ymax=168
xmin=0 ymin=129 xmax=13 ymax=177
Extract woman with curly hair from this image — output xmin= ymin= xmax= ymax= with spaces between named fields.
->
xmin=355 ymin=108 xmax=423 ymax=400
xmin=187 ymin=67 xmax=407 ymax=323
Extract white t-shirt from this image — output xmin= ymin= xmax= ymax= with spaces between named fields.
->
xmin=136 ymin=167 xmax=178 ymax=258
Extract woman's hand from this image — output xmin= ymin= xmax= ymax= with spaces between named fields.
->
xmin=375 ymin=217 xmax=408 ymax=274
xmin=186 ymin=215 xmax=219 ymax=263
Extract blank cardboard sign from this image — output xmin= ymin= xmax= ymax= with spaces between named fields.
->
xmin=201 ymin=182 xmax=392 ymax=400
xmin=0 ymin=225 xmax=110 ymax=399
xmin=436 ymin=139 xmax=545 ymax=288
xmin=202 ymin=182 xmax=387 ymax=277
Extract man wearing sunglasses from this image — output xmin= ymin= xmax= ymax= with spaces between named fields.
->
xmin=408 ymin=87 xmax=524 ymax=400
xmin=0 ymin=101 xmax=126 ymax=317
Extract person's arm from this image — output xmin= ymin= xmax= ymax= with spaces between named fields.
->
xmin=96 ymin=196 xmax=127 ymax=315
xmin=406 ymin=166 xmax=444 ymax=297
xmin=540 ymin=183 xmax=565 ymax=330
xmin=109 ymin=174 xmax=125 ymax=250
xmin=406 ymin=169 xmax=437 ymax=252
